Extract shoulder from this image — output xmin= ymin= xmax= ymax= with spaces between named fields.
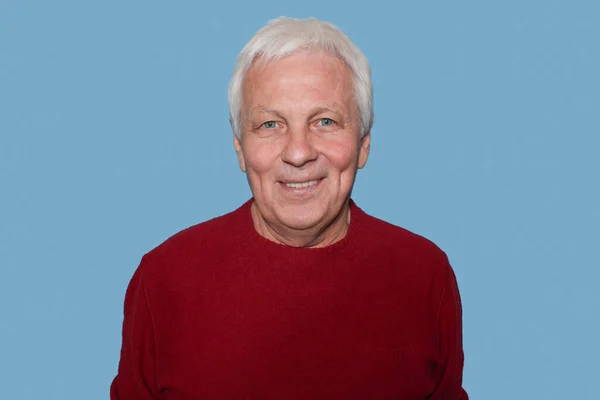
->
xmin=351 ymin=203 xmax=454 ymax=305
xmin=140 ymin=200 xmax=252 ymax=273
xmin=352 ymin=202 xmax=450 ymax=271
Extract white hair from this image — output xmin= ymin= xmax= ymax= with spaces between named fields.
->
xmin=228 ymin=17 xmax=373 ymax=139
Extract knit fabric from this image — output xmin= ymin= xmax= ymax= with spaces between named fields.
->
xmin=111 ymin=199 xmax=468 ymax=399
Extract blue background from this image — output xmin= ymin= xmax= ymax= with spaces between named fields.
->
xmin=1 ymin=1 xmax=598 ymax=399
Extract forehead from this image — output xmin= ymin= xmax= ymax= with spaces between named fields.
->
xmin=242 ymin=51 xmax=354 ymax=112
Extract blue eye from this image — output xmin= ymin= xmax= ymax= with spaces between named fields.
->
xmin=262 ymin=121 xmax=278 ymax=129
xmin=318 ymin=118 xmax=334 ymax=126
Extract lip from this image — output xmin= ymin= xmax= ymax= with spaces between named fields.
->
xmin=278 ymin=178 xmax=324 ymax=194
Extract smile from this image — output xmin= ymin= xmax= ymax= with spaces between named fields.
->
xmin=284 ymin=180 xmax=319 ymax=188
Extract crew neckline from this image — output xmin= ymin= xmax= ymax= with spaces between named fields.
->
xmin=239 ymin=198 xmax=364 ymax=255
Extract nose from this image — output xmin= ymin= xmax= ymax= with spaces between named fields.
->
xmin=281 ymin=126 xmax=318 ymax=168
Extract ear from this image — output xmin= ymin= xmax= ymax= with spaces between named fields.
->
xmin=233 ymin=134 xmax=247 ymax=173
xmin=357 ymin=131 xmax=371 ymax=169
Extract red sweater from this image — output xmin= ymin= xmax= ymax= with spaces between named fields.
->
xmin=111 ymin=199 xmax=468 ymax=399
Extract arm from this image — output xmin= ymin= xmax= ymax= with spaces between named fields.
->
xmin=428 ymin=260 xmax=469 ymax=400
xmin=110 ymin=258 xmax=162 ymax=399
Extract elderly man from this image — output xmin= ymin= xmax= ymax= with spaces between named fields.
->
xmin=111 ymin=17 xmax=468 ymax=399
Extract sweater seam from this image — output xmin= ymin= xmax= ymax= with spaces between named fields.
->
xmin=140 ymin=258 xmax=162 ymax=393
xmin=435 ymin=257 xmax=450 ymax=354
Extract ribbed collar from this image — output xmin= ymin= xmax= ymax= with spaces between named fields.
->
xmin=235 ymin=198 xmax=368 ymax=258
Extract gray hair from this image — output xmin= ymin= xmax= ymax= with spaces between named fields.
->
xmin=228 ymin=17 xmax=373 ymax=139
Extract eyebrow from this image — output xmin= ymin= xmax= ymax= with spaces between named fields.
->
xmin=244 ymin=107 xmax=282 ymax=126
xmin=249 ymin=106 xmax=281 ymax=116
xmin=248 ymin=104 xmax=345 ymax=119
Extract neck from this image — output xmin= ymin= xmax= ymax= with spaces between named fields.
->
xmin=250 ymin=201 xmax=351 ymax=248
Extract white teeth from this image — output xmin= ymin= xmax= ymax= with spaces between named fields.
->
xmin=285 ymin=180 xmax=318 ymax=188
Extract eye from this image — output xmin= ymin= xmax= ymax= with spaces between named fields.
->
xmin=261 ymin=121 xmax=278 ymax=129
xmin=318 ymin=118 xmax=335 ymax=127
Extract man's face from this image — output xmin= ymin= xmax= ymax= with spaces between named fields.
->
xmin=234 ymin=51 xmax=370 ymax=234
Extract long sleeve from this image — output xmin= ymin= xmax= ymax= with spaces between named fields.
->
xmin=107 ymin=200 xmax=469 ymax=398
xmin=110 ymin=258 xmax=162 ymax=400
xmin=428 ymin=261 xmax=469 ymax=400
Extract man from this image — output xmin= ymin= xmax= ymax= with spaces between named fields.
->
xmin=111 ymin=17 xmax=468 ymax=399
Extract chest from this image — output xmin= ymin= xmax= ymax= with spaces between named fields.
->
xmin=149 ymin=259 xmax=440 ymax=399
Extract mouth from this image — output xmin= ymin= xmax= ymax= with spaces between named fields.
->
xmin=283 ymin=179 xmax=319 ymax=188
xmin=278 ymin=178 xmax=324 ymax=194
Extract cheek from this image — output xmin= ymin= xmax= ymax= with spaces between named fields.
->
xmin=243 ymin=142 xmax=280 ymax=177
xmin=325 ymin=141 xmax=360 ymax=172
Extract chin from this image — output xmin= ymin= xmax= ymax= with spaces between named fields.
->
xmin=274 ymin=206 xmax=328 ymax=231
xmin=277 ymin=214 xmax=323 ymax=230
